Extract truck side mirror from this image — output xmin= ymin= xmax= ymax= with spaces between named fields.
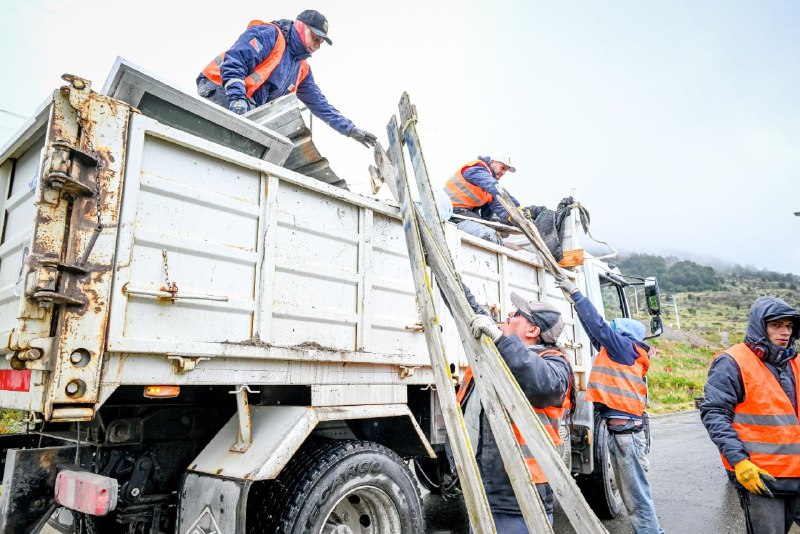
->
xmin=644 ymin=277 xmax=661 ymax=316
xmin=649 ymin=315 xmax=663 ymax=337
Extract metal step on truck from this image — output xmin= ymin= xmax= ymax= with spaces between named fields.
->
xmin=0 ymin=59 xmax=663 ymax=533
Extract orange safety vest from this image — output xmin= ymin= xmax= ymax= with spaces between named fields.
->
xmin=718 ymin=343 xmax=800 ymax=478
xmin=443 ymin=160 xmax=495 ymax=209
xmin=457 ymin=349 xmax=572 ymax=484
xmin=585 ymin=344 xmax=649 ymax=416
xmin=201 ymin=21 xmax=310 ymax=99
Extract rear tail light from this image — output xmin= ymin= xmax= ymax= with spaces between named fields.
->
xmin=55 ymin=470 xmax=118 ymax=516
xmin=144 ymin=385 xmax=180 ymax=398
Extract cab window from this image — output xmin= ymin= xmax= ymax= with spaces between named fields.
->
xmin=599 ymin=277 xmax=626 ymax=322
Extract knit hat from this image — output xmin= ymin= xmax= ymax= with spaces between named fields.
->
xmin=611 ymin=318 xmax=646 ymax=342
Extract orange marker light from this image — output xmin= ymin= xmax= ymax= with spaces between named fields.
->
xmin=143 ymin=385 xmax=180 ymax=398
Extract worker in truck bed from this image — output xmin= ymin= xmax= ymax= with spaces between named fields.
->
xmin=467 ymin=293 xmax=572 ymax=530
xmin=196 ymin=10 xmax=377 ymax=148
xmin=443 ymin=155 xmax=526 ymax=246
xmin=701 ymin=297 xmax=800 ymax=534
xmin=557 ymin=277 xmax=665 ymax=534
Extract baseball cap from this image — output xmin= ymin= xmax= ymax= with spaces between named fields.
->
xmin=491 ymin=154 xmax=516 ymax=173
xmin=297 ymin=10 xmax=332 ymax=45
xmin=510 ymin=292 xmax=563 ymax=344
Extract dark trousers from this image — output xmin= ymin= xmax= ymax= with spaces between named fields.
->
xmin=739 ymin=489 xmax=800 ymax=534
xmin=470 ymin=485 xmax=554 ymax=533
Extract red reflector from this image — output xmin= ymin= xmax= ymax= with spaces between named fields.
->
xmin=0 ymin=370 xmax=31 ymax=392
xmin=55 ymin=470 xmax=118 ymax=516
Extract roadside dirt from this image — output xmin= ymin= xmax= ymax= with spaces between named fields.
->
xmin=657 ymin=325 xmax=716 ymax=348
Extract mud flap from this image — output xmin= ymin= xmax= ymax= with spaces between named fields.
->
xmin=0 ymin=436 xmax=74 ymax=534
xmin=176 ymin=473 xmax=250 ymax=534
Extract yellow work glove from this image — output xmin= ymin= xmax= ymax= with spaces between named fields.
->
xmin=734 ymin=459 xmax=775 ymax=497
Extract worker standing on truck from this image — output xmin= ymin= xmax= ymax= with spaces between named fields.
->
xmin=196 ymin=10 xmax=377 ymax=148
xmin=556 ymin=277 xmax=665 ymax=534
xmin=468 ymin=294 xmax=572 ymax=530
xmin=701 ymin=297 xmax=800 ymax=534
xmin=443 ymin=155 xmax=525 ymax=245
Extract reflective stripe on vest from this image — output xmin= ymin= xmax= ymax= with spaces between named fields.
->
xmin=515 ymin=348 xmax=572 ymax=483
xmin=585 ymin=344 xmax=649 ymax=416
xmin=443 ymin=160 xmax=495 ymax=209
xmin=718 ymin=343 xmax=800 ymax=477
xmin=201 ymin=20 xmax=309 ymax=99
xmin=458 ymin=349 xmax=572 ymax=484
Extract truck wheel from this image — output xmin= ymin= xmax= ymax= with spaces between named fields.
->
xmin=576 ymin=417 xmax=624 ymax=519
xmin=256 ymin=439 xmax=424 ymax=533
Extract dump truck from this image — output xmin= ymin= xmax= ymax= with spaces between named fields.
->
xmin=0 ymin=59 xmax=663 ymax=533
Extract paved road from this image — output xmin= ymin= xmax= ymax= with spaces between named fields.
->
xmin=424 ymin=410 xmax=800 ymax=533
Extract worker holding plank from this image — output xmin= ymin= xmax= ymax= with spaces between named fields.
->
xmin=464 ymin=293 xmax=573 ymax=530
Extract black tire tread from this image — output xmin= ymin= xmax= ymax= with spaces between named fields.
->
xmin=265 ymin=438 xmax=422 ymax=533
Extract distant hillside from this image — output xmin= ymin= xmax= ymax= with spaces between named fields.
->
xmin=617 ymin=253 xmax=800 ymax=339
xmin=615 ymin=253 xmax=799 ymax=294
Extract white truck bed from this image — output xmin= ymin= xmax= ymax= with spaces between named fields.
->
xmin=0 ymin=61 xmax=587 ymax=422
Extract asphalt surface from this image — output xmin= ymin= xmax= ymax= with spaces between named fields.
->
xmin=423 ymin=410 xmax=800 ymax=533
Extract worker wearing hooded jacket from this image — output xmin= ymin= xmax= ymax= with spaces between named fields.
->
xmin=443 ymin=155 xmax=522 ymax=245
xmin=701 ymin=297 xmax=800 ymax=534
xmin=468 ymin=294 xmax=572 ymax=531
xmin=556 ymin=277 xmax=664 ymax=534
xmin=197 ymin=10 xmax=376 ymax=148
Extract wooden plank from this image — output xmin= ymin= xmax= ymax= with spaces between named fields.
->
xmin=418 ymin=223 xmax=608 ymax=534
xmin=378 ymin=117 xmax=497 ymax=534
xmin=494 ymin=184 xmax=565 ymax=277
xmin=397 ymin=96 xmax=551 ymax=533
xmin=450 ymin=213 xmax=523 ymax=233
xmin=395 ymin=92 xmax=606 ymax=533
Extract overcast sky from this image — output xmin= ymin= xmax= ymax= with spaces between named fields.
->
xmin=2 ymin=1 xmax=798 ymax=275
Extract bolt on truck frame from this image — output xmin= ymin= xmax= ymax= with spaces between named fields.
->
xmin=0 ymin=59 xmax=662 ymax=533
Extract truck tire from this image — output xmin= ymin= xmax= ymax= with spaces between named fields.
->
xmin=255 ymin=439 xmax=424 ymax=533
xmin=557 ymin=419 xmax=572 ymax=471
xmin=576 ymin=417 xmax=624 ymax=519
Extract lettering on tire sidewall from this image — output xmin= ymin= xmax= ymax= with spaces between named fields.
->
xmin=306 ymin=458 xmax=388 ymax=527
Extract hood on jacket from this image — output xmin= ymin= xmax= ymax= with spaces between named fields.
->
xmin=611 ymin=318 xmax=646 ymax=342
xmin=745 ymin=296 xmax=800 ymax=364
xmin=276 ymin=19 xmax=312 ymax=60
xmin=477 ymin=156 xmax=497 ymax=178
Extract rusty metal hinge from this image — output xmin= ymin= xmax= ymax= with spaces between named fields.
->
xmin=46 ymin=140 xmax=98 ymax=197
xmin=26 ymin=253 xmax=87 ymax=309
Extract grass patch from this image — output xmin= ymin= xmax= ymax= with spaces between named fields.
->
xmin=646 ymin=340 xmax=715 ymax=414
xmin=0 ymin=410 xmax=27 ymax=434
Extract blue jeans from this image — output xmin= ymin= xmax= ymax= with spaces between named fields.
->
xmin=456 ymin=220 xmax=503 ymax=245
xmin=607 ymin=429 xmax=665 ymax=534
